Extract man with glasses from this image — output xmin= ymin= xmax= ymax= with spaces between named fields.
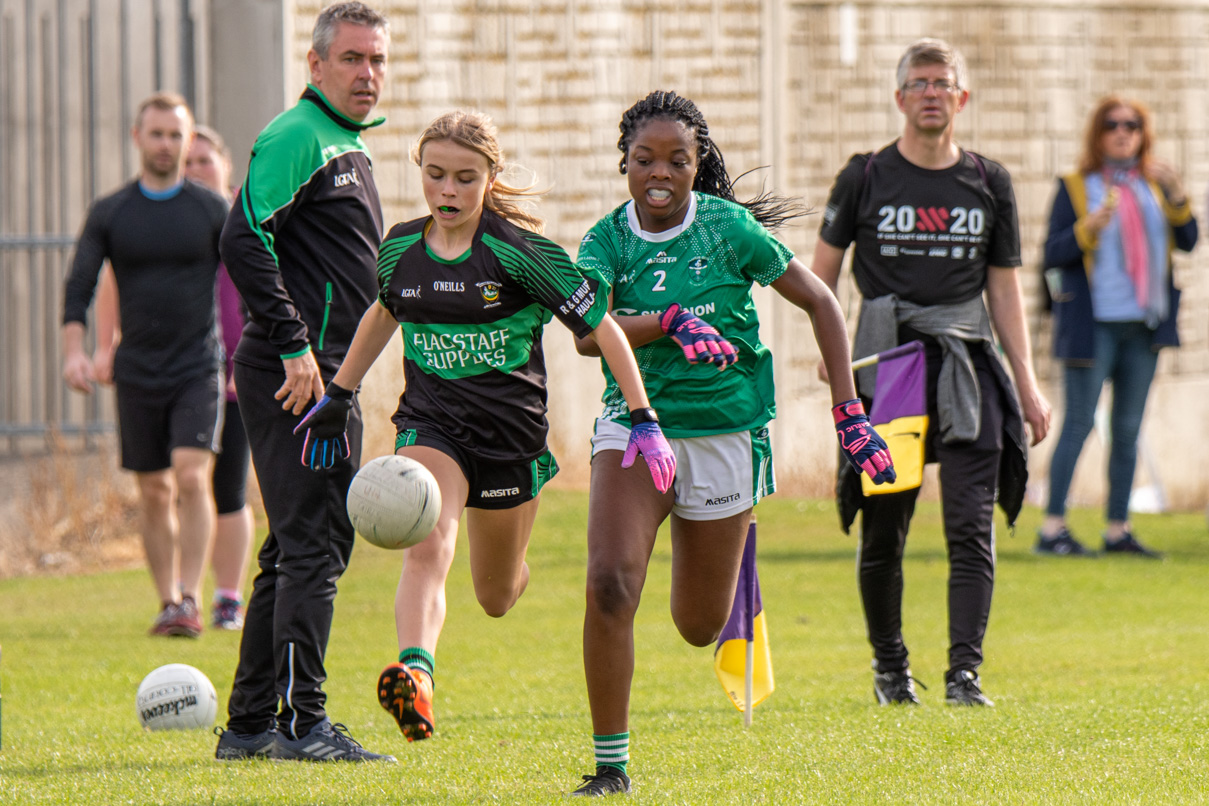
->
xmin=810 ymin=38 xmax=1051 ymax=707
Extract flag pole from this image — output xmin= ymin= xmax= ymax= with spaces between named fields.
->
xmin=850 ymin=352 xmax=880 ymax=370
xmin=744 ymin=518 xmax=756 ymax=728
xmin=744 ymin=640 xmax=753 ymax=727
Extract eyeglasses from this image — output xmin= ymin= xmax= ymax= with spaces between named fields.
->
xmin=901 ymin=79 xmax=960 ymax=94
xmin=1104 ymin=119 xmax=1141 ymax=132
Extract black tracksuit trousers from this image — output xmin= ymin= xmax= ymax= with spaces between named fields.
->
xmin=226 ymin=361 xmax=363 ymax=739
xmin=858 ymin=346 xmax=1005 ymax=677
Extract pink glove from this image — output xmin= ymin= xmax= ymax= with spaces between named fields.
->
xmin=659 ymin=303 xmax=738 ymax=368
xmin=833 ymin=399 xmax=896 ymax=485
xmin=621 ymin=408 xmax=676 ymax=493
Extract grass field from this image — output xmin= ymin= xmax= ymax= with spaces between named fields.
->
xmin=1 ymin=490 xmax=1207 ymax=804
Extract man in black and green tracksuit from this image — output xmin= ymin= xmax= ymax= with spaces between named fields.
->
xmin=216 ymin=4 xmax=393 ymax=761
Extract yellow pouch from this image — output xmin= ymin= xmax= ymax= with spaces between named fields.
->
xmin=861 ymin=414 xmax=927 ymax=496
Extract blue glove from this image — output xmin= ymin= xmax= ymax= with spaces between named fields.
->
xmin=659 ymin=303 xmax=738 ymax=368
xmin=293 ymin=382 xmax=354 ymax=470
xmin=832 ymin=399 xmax=896 ymax=485
xmin=620 ymin=408 xmax=677 ymax=493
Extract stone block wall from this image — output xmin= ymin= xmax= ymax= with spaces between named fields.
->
xmin=288 ymin=0 xmax=1209 ymax=509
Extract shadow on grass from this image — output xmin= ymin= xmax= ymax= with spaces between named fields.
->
xmin=0 ymin=755 xmax=263 ymax=779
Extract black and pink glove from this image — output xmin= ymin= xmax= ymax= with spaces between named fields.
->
xmin=832 ymin=399 xmax=896 ymax=485
xmin=293 ymin=382 xmax=353 ymax=470
xmin=621 ymin=408 xmax=676 ymax=493
xmin=659 ymin=303 xmax=738 ymax=368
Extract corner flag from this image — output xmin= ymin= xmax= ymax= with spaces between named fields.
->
xmin=713 ymin=521 xmax=773 ymax=725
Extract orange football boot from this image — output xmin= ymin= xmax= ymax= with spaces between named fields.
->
xmin=377 ymin=662 xmax=434 ymax=741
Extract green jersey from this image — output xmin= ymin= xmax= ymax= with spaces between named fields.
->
xmin=577 ymin=193 xmax=792 ymax=437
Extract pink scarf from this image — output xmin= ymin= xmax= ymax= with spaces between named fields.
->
xmin=1109 ymin=168 xmax=1150 ymax=309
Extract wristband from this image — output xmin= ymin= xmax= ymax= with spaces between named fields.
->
xmin=658 ymin=304 xmax=681 ymax=335
xmin=325 ymin=381 xmax=354 ymax=400
xmin=629 ymin=407 xmax=659 ymax=425
xmin=832 ymin=399 xmax=866 ymax=424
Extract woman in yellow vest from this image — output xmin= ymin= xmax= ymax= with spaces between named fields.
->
xmin=1039 ymin=96 xmax=1197 ymax=557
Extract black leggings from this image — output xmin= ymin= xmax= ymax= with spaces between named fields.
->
xmin=858 ymin=348 xmax=1004 ymax=676
xmin=212 ymin=400 xmax=250 ymax=515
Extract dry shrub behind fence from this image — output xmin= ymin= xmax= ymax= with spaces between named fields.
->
xmin=0 ymin=434 xmax=141 ymax=579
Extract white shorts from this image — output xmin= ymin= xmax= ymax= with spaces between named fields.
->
xmin=591 ymin=419 xmax=775 ymax=521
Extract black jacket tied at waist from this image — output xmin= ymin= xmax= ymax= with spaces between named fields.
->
xmin=837 ymin=294 xmax=1029 ymax=533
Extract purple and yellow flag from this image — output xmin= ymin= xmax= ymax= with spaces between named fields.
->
xmin=714 ymin=522 xmax=773 ymax=717
xmin=860 ymin=340 xmax=928 ymax=496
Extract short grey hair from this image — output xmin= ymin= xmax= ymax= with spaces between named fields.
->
xmin=895 ymin=38 xmax=967 ymax=90
xmin=312 ymin=2 xmax=389 ymax=59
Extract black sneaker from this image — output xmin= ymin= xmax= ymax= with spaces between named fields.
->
xmin=1103 ymin=531 xmax=1163 ymax=559
xmin=214 ymin=726 xmax=276 ymax=760
xmin=1034 ymin=528 xmax=1095 ymax=556
xmin=945 ymin=670 xmax=994 ymax=707
xmin=873 ymin=669 xmax=924 ymax=705
xmin=570 ymin=766 xmax=632 ymax=796
xmin=272 ymin=719 xmax=397 ymax=763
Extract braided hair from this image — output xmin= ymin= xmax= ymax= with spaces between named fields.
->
xmin=617 ymin=90 xmax=807 ymax=230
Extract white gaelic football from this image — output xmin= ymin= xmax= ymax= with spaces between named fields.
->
xmin=347 ymin=455 xmax=442 ymax=550
xmin=136 ymin=663 xmax=218 ymax=731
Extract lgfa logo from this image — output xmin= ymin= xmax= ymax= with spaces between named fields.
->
xmin=334 ymin=168 xmax=360 ymax=188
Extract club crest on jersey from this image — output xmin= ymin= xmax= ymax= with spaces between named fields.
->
xmin=687 ymin=257 xmax=709 ymax=286
xmin=477 ymin=281 xmax=502 ymax=307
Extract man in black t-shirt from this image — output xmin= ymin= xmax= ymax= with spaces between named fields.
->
xmin=62 ymin=92 xmax=228 ymax=639
xmin=811 ymin=38 xmax=1051 ymax=708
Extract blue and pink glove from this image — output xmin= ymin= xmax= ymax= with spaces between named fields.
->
xmin=621 ymin=408 xmax=676 ymax=493
xmin=659 ymin=303 xmax=738 ymax=368
xmin=293 ymin=382 xmax=354 ymax=470
xmin=832 ymin=399 xmax=896 ymax=485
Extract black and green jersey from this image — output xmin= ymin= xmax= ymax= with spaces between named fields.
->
xmin=380 ymin=210 xmax=608 ymax=463
xmin=577 ymin=192 xmax=792 ymax=437
xmin=220 ymin=85 xmax=384 ymax=374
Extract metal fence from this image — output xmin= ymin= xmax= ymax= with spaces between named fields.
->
xmin=0 ymin=0 xmax=200 ymax=453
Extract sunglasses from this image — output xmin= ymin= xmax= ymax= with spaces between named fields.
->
xmin=1104 ymin=119 xmax=1141 ymax=132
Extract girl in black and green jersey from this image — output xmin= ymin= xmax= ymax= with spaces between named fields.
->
xmin=294 ymin=110 xmax=676 ymax=744
xmin=567 ymin=91 xmax=895 ymax=796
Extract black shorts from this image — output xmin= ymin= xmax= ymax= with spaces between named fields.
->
xmin=394 ymin=415 xmax=558 ymax=510
xmin=115 ymin=371 xmax=224 ymax=472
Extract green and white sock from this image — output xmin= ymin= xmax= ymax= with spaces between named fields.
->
xmin=593 ymin=732 xmax=629 ymax=774
xmin=399 ymin=647 xmax=434 ymax=681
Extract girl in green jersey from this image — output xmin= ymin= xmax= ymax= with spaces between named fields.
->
xmin=568 ymin=91 xmax=894 ymax=796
